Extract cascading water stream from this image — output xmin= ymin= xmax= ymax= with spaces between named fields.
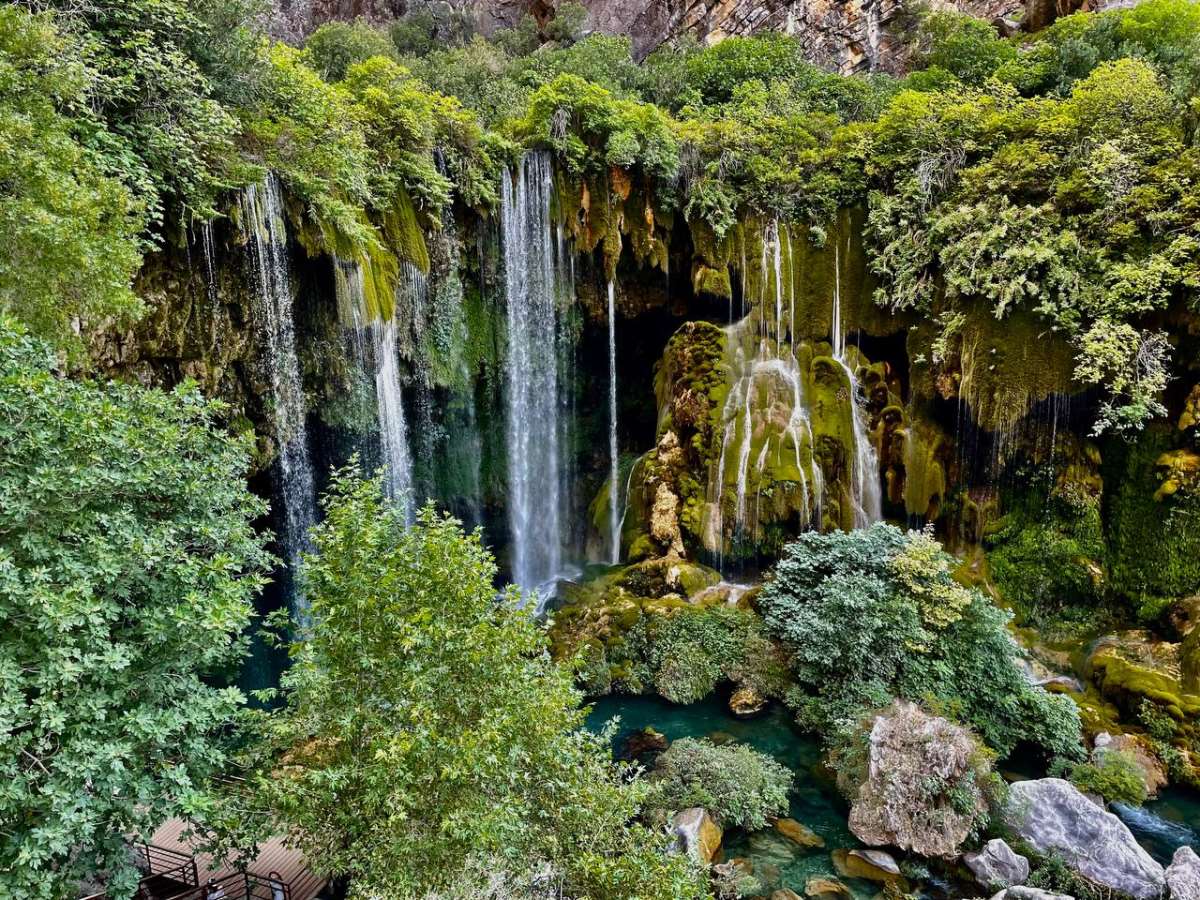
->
xmin=239 ymin=174 xmax=317 ymax=620
xmin=832 ymin=243 xmax=883 ymax=528
xmin=373 ymin=319 xmax=415 ymax=520
xmin=607 ymin=280 xmax=620 ymax=564
xmin=501 ymin=152 xmax=569 ymax=601
xmin=333 ymin=258 xmax=416 ymax=521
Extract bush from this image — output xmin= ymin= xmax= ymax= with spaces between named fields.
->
xmin=760 ymin=525 xmax=1084 ymax=759
xmin=649 ymin=738 xmax=793 ymax=829
xmin=1056 ymin=751 xmax=1148 ymax=805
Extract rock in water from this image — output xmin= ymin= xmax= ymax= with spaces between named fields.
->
xmin=1004 ymin=778 xmax=1165 ymax=898
xmin=729 ymin=684 xmax=768 ymax=718
xmin=671 ymin=807 xmax=722 ymax=864
xmin=831 ymin=848 xmax=906 ymax=888
xmin=964 ymin=838 xmax=1030 ymax=890
xmin=804 ymin=877 xmax=851 ymax=899
xmin=989 ymin=888 xmax=1074 ymax=900
xmin=843 ymin=700 xmax=992 ymax=857
xmin=1167 ymin=846 xmax=1200 ymax=900
xmin=774 ymin=817 xmax=825 ymax=848
xmin=621 ymin=726 xmax=667 ymax=759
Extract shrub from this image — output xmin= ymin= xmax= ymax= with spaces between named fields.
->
xmin=649 ymin=738 xmax=793 ymax=829
xmin=1056 ymin=751 xmax=1148 ymax=805
xmin=760 ymin=525 xmax=1084 ymax=759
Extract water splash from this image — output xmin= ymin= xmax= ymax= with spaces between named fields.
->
xmin=239 ymin=174 xmax=317 ymax=620
xmin=832 ymin=241 xmax=883 ymax=528
xmin=607 ymin=279 xmax=620 ymax=564
xmin=501 ymin=152 xmax=572 ymax=601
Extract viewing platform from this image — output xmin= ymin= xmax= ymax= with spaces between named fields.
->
xmin=80 ymin=819 xmax=326 ymax=900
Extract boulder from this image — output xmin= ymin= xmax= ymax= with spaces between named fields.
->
xmin=621 ymin=726 xmax=668 ymax=759
xmin=729 ymin=684 xmax=768 ymax=718
xmin=989 ymin=889 xmax=1074 ymax=900
xmin=1167 ymin=846 xmax=1200 ymax=900
xmin=774 ymin=817 xmax=824 ymax=848
xmin=1004 ymin=778 xmax=1165 ymax=899
xmin=771 ymin=891 xmax=803 ymax=900
xmin=671 ymin=807 xmax=722 ymax=864
xmin=831 ymin=848 xmax=906 ymax=887
xmin=804 ymin=877 xmax=852 ymax=899
xmin=1093 ymin=732 xmax=1167 ymax=798
xmin=964 ymin=838 xmax=1030 ymax=890
xmin=843 ymin=700 xmax=992 ymax=858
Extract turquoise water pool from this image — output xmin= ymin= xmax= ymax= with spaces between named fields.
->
xmin=585 ymin=694 xmax=882 ymax=896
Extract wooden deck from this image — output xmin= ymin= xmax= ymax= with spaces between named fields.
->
xmin=148 ymin=819 xmax=327 ymax=900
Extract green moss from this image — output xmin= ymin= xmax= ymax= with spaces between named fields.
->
xmin=377 ymin=187 xmax=428 ymax=274
xmin=1103 ymin=426 xmax=1200 ymax=611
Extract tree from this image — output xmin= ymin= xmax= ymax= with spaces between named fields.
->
xmin=254 ymin=472 xmax=706 ymax=899
xmin=648 ymin=738 xmax=792 ymax=829
xmin=0 ymin=320 xmax=272 ymax=900
xmin=0 ymin=6 xmax=144 ymax=353
xmin=303 ymin=19 xmax=397 ymax=82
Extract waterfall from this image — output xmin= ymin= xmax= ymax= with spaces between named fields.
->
xmin=832 ymin=243 xmax=883 ymax=528
xmin=501 ymin=152 xmax=569 ymax=599
xmin=373 ymin=320 xmax=415 ymax=520
xmin=333 ymin=257 xmax=415 ymax=521
xmin=239 ymin=174 xmax=317 ymax=619
xmin=607 ymin=280 xmax=620 ymax=564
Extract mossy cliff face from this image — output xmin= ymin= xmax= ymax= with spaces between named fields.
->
xmin=603 ymin=310 xmax=905 ymax=563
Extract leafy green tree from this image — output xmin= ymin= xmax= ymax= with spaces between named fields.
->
xmin=912 ymin=11 xmax=1016 ymax=85
xmin=0 ymin=320 xmax=272 ymax=900
xmin=0 ymin=6 xmax=144 ymax=353
xmin=303 ymin=18 xmax=397 ymax=82
xmin=760 ymin=525 xmax=1083 ymax=759
xmin=648 ymin=738 xmax=792 ymax=829
xmin=254 ymin=472 xmax=706 ymax=899
xmin=32 ymin=0 xmax=247 ymax=225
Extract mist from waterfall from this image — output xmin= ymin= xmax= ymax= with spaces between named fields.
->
xmin=833 ymin=242 xmax=883 ymax=528
xmin=607 ymin=280 xmax=620 ymax=565
xmin=239 ymin=173 xmax=317 ymax=619
xmin=501 ymin=152 xmax=571 ymax=600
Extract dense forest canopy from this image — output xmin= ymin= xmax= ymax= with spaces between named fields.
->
xmin=3 ymin=1 xmax=1200 ymax=898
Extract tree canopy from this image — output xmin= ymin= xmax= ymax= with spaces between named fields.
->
xmin=0 ymin=320 xmax=271 ymax=899
xmin=253 ymin=472 xmax=707 ymax=899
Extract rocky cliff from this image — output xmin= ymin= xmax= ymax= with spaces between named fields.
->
xmin=271 ymin=0 xmax=1036 ymax=70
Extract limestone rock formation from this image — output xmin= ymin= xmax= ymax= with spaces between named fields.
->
xmin=841 ymin=701 xmax=993 ymax=858
xmin=964 ymin=839 xmax=1030 ymax=891
xmin=275 ymin=0 xmax=1040 ymax=73
xmin=1003 ymin=778 xmax=1165 ymax=899
xmin=672 ymin=807 xmax=723 ymax=863
xmin=1168 ymin=847 xmax=1200 ymax=900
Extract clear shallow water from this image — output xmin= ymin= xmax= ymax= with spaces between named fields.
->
xmin=1118 ymin=786 xmax=1200 ymax=865
xmin=585 ymin=694 xmax=881 ymax=896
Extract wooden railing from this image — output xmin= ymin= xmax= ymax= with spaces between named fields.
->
xmin=77 ymin=842 xmax=301 ymax=900
xmin=80 ymin=842 xmax=199 ymax=900
xmin=160 ymin=871 xmax=291 ymax=900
